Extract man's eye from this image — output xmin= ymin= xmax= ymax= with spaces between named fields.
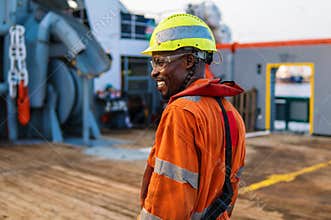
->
xmin=157 ymin=60 xmax=165 ymax=67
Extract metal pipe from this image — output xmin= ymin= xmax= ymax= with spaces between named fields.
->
xmin=32 ymin=11 xmax=86 ymax=107
xmin=0 ymin=0 xmax=16 ymax=35
xmin=50 ymin=13 xmax=86 ymax=57
xmin=0 ymin=83 xmax=8 ymax=95
xmin=82 ymin=76 xmax=90 ymax=145
xmin=3 ymin=34 xmax=18 ymax=141
xmin=88 ymin=110 xmax=101 ymax=139
xmin=0 ymin=24 xmax=10 ymax=36
xmin=6 ymin=96 xmax=18 ymax=141
xmin=47 ymin=85 xmax=63 ymax=142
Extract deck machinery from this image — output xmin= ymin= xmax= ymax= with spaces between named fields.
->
xmin=0 ymin=0 xmax=111 ymax=144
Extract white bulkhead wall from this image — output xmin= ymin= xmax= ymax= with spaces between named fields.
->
xmin=85 ymin=0 xmax=149 ymax=92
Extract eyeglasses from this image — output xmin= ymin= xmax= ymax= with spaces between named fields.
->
xmin=150 ymin=53 xmax=191 ymax=71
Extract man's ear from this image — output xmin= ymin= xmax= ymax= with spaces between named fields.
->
xmin=185 ymin=54 xmax=195 ymax=69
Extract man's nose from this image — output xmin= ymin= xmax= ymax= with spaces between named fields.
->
xmin=151 ymin=67 xmax=159 ymax=78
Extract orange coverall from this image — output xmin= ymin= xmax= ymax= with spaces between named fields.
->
xmin=140 ymin=78 xmax=246 ymax=219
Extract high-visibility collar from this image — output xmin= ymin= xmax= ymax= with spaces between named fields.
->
xmin=169 ymin=78 xmax=244 ymax=104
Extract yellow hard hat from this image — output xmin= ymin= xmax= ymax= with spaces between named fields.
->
xmin=142 ymin=13 xmax=216 ymax=55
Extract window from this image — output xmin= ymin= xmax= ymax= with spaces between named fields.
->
xmin=120 ymin=12 xmax=155 ymax=40
xmin=121 ymin=56 xmax=149 ymax=77
xmin=121 ymin=56 xmax=151 ymax=94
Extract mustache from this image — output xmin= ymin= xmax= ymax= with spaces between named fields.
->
xmin=155 ymin=77 xmax=166 ymax=81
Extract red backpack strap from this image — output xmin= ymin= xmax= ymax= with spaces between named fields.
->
xmin=226 ymin=111 xmax=238 ymax=149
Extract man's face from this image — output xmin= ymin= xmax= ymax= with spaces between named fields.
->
xmin=151 ymin=51 xmax=189 ymax=100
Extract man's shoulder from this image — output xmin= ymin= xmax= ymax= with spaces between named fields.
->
xmin=170 ymin=95 xmax=201 ymax=108
xmin=167 ymin=95 xmax=209 ymax=115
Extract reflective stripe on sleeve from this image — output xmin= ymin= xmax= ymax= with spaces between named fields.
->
xmin=155 ymin=157 xmax=199 ymax=189
xmin=140 ymin=208 xmax=161 ymax=220
xmin=156 ymin=25 xmax=213 ymax=43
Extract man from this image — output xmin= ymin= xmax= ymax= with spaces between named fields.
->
xmin=139 ymin=13 xmax=246 ymax=220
